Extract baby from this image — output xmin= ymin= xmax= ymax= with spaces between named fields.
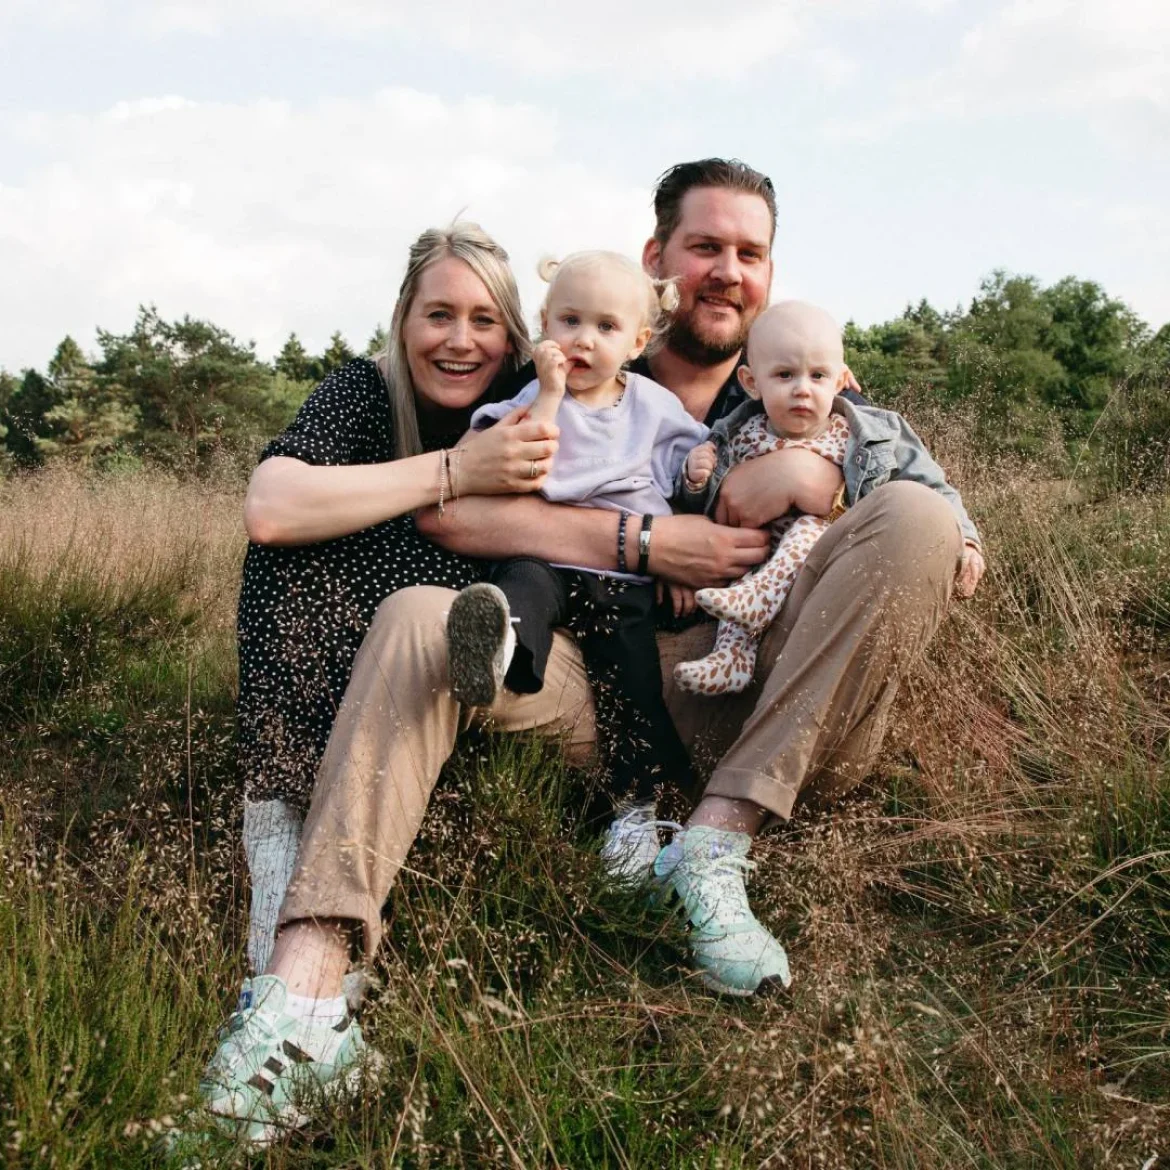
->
xmin=675 ymin=300 xmax=983 ymax=695
xmin=446 ymin=251 xmax=708 ymax=880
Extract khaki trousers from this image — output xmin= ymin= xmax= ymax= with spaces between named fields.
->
xmin=281 ymin=481 xmax=963 ymax=957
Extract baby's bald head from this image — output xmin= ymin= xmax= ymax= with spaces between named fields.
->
xmin=738 ymin=300 xmax=847 ymax=439
xmin=746 ymin=301 xmax=844 ymax=368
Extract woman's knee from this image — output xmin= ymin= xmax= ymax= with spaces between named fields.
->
xmin=370 ymin=585 xmax=453 ymax=635
xmin=357 ymin=586 xmax=458 ymax=686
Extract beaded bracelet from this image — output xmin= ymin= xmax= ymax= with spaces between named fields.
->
xmin=616 ymin=511 xmax=629 ymax=574
xmin=637 ymin=513 xmax=654 ymax=576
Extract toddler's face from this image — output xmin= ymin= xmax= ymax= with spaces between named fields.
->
xmin=741 ymin=312 xmax=845 ymax=440
xmin=542 ymin=264 xmax=651 ymax=393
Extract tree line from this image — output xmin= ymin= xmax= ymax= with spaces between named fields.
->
xmin=2 ymin=271 xmax=1167 ymax=477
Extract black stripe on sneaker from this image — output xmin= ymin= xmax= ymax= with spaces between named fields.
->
xmin=247 ymin=1073 xmax=275 ymax=1096
xmin=282 ymin=1040 xmax=313 ymax=1063
xmin=332 ymin=1011 xmax=353 ymax=1033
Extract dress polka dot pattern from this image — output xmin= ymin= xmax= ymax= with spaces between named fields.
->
xmin=237 ymin=358 xmax=486 ymax=809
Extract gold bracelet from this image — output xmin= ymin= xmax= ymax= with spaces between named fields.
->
xmin=449 ymin=447 xmax=463 ymax=515
xmin=436 ymin=449 xmax=449 ymax=519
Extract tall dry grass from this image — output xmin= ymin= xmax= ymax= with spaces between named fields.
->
xmin=1 ymin=447 xmax=1169 ymax=1168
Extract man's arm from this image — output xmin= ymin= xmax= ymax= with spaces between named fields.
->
xmin=416 ymin=496 xmax=769 ymax=589
xmin=714 ymin=446 xmax=844 ymax=528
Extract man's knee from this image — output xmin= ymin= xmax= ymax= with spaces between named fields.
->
xmin=873 ymin=479 xmax=958 ymax=535
xmin=861 ymin=481 xmax=963 ymax=582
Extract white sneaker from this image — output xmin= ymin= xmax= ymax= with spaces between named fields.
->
xmin=600 ymin=802 xmax=680 ymax=885
xmin=653 ymin=826 xmax=792 ymax=996
xmin=168 ymin=975 xmax=378 ymax=1157
xmin=446 ymin=583 xmax=517 ymax=708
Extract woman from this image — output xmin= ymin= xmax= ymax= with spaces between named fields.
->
xmin=235 ymin=222 xmax=558 ymax=975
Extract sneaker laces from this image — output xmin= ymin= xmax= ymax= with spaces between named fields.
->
xmin=206 ymin=1004 xmax=281 ymax=1079
xmin=685 ymin=852 xmax=757 ymax=927
xmin=607 ymin=807 xmax=682 ymax=847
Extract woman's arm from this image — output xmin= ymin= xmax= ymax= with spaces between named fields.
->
xmin=416 ymin=496 xmax=769 ymax=589
xmin=244 ymin=452 xmax=446 ymax=545
xmin=246 ymin=407 xmax=560 ymax=546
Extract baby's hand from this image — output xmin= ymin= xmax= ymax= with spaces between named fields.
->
xmin=533 ymin=339 xmax=568 ymax=399
xmin=685 ymin=442 xmax=717 ymax=489
xmin=655 ymin=580 xmax=698 ymax=617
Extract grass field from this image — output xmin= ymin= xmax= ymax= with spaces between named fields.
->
xmin=2 ymin=443 xmax=1169 ymax=1168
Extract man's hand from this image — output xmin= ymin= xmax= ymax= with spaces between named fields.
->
xmin=647 ymin=513 xmax=768 ymax=589
xmin=685 ymin=441 xmax=717 ymax=489
xmin=955 ymin=543 xmax=985 ymax=599
xmin=715 ymin=447 xmax=843 ymax=528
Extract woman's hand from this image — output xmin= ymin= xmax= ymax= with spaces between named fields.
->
xmin=457 ymin=405 xmax=560 ymax=496
xmin=955 ymin=543 xmax=985 ymax=598
xmin=716 ymin=447 xmax=843 ymax=528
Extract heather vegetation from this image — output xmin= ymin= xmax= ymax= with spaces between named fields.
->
xmin=1 ymin=271 xmax=1169 ymax=1167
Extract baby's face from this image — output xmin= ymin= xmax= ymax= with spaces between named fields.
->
xmin=542 ymin=264 xmax=650 ymax=393
xmin=741 ymin=307 xmax=845 ymax=440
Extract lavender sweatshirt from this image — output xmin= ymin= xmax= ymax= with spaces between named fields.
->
xmin=471 ymin=372 xmax=708 ymax=518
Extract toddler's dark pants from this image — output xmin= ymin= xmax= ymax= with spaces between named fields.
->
xmin=490 ymin=556 xmax=695 ymax=803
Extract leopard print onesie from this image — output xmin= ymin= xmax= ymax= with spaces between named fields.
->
xmin=675 ymin=411 xmax=851 ymax=695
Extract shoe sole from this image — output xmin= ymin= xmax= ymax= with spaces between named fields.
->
xmin=698 ymin=970 xmax=792 ymax=998
xmin=447 ymin=584 xmax=509 ymax=708
xmin=655 ymin=885 xmax=793 ymax=1000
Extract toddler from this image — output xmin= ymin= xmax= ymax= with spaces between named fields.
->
xmin=675 ymin=300 xmax=982 ymax=695
xmin=446 ymin=251 xmax=708 ymax=880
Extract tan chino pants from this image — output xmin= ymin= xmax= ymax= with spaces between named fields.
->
xmin=281 ymin=480 xmax=963 ymax=957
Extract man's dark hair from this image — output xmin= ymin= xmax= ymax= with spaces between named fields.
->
xmin=652 ymin=158 xmax=777 ymax=249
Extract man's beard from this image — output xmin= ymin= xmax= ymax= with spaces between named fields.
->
xmin=664 ymin=296 xmax=753 ymax=368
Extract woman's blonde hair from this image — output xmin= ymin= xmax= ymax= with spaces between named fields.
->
xmin=379 ymin=222 xmax=531 ymax=459
xmin=537 ymin=250 xmax=679 ymax=355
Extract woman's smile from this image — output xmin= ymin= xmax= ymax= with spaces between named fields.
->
xmin=404 ymin=256 xmax=512 ymax=412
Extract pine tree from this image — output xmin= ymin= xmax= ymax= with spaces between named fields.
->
xmin=365 ymin=324 xmax=389 ymax=356
xmin=317 ymin=331 xmax=355 ymax=377
xmin=275 ymin=333 xmax=313 ymax=382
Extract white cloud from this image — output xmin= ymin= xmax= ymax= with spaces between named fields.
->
xmin=0 ymin=90 xmax=653 ymax=370
xmin=2 ymin=0 xmax=819 ymax=80
xmin=828 ymin=0 xmax=1170 ymax=146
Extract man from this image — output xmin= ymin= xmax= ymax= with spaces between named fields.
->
xmin=423 ymin=159 xmax=981 ymax=994
xmin=188 ymin=159 xmax=981 ymax=1147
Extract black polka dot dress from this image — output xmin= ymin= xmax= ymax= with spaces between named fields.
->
xmin=236 ymin=358 xmax=489 ymax=810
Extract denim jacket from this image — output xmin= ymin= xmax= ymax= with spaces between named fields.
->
xmin=677 ymin=395 xmax=981 ymax=547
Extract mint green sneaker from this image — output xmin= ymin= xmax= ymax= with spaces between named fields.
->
xmin=653 ymin=826 xmax=792 ymax=997
xmin=178 ymin=975 xmax=376 ymax=1152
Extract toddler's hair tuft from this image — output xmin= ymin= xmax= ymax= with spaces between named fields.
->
xmin=536 ymin=255 xmax=561 ymax=283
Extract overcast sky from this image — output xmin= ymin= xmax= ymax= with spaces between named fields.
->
xmin=2 ymin=0 xmax=1167 ymax=371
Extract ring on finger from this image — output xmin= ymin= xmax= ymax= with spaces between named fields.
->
xmin=529 ymin=460 xmax=538 ymax=479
